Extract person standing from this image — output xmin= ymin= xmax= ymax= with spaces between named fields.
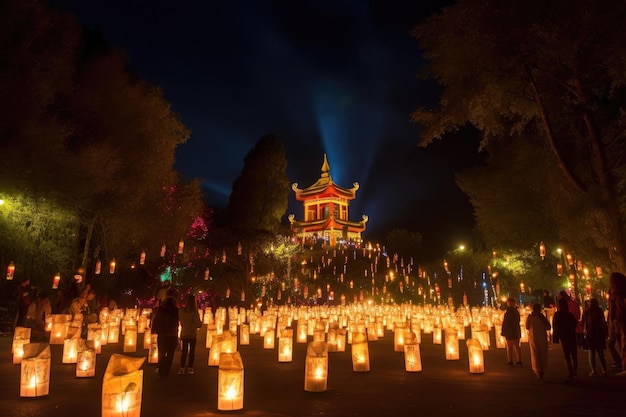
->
xmin=559 ymin=290 xmax=583 ymax=348
xmin=15 ymin=278 xmax=32 ymax=328
xmin=526 ymin=303 xmax=551 ymax=380
xmin=501 ymin=297 xmax=522 ymax=366
xmin=151 ymin=288 xmax=179 ymax=377
xmin=608 ymin=272 xmax=626 ymax=376
xmin=582 ymin=298 xmax=608 ymax=377
xmin=177 ymin=293 xmax=202 ymax=375
xmin=553 ymin=297 xmax=579 ymax=382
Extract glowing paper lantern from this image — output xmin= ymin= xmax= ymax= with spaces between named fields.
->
xmin=123 ymin=325 xmax=137 ymax=353
xmin=108 ymin=324 xmax=120 ymax=344
xmin=49 ymin=314 xmax=68 ymax=344
xmin=148 ymin=342 xmax=159 ymax=364
xmin=445 ymin=328 xmax=460 ymax=360
xmin=63 ymin=337 xmax=79 ymax=363
xmin=304 ymin=341 xmax=328 ymax=392
xmin=393 ymin=323 xmax=407 ymax=352
xmin=76 ymin=345 xmax=96 ymax=377
xmin=403 ymin=333 xmax=422 ymax=372
xmin=52 ymin=272 xmax=61 ymax=289
xmin=466 ymin=339 xmax=485 ymax=374
xmin=178 ymin=238 xmax=184 ymax=254
xmin=350 ymin=332 xmax=370 ymax=372
xmin=432 ymin=326 xmax=442 ymax=345
xmin=296 ymin=320 xmax=308 ymax=343
xmin=264 ymin=329 xmax=276 ymax=349
xmin=278 ymin=329 xmax=293 ymax=362
xmin=12 ymin=326 xmax=31 ymax=364
xmin=20 ymin=343 xmax=50 ymax=397
xmin=109 ymin=259 xmax=116 ymax=274
xmin=139 ymin=251 xmax=146 ymax=265
xmin=102 ymin=354 xmax=145 ymax=417
xmin=209 ymin=333 xmax=237 ymax=366
xmin=218 ymin=352 xmax=244 ymax=411
xmin=239 ymin=323 xmax=250 ymax=345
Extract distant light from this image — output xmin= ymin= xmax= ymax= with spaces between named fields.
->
xmin=458 ymin=245 xmax=465 ymax=251
xmin=0 ymin=199 xmax=4 ymax=205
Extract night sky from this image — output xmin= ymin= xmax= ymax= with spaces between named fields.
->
xmin=50 ymin=0 xmax=483 ymax=255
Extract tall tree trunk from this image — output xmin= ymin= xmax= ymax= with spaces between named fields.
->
xmin=80 ymin=214 xmax=97 ymax=274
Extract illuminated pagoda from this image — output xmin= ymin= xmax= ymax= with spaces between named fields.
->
xmin=289 ymin=154 xmax=368 ymax=246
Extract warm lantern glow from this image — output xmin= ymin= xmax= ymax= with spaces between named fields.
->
xmin=304 ymin=341 xmax=328 ymax=392
xmin=123 ymin=326 xmax=137 ymax=353
xmin=109 ymin=258 xmax=116 ymax=274
xmin=350 ymin=332 xmax=370 ymax=372
xmin=102 ymin=354 xmax=145 ymax=417
xmin=20 ymin=343 xmax=50 ymax=397
xmin=278 ymin=329 xmax=293 ymax=362
xmin=178 ymin=238 xmax=184 ymax=254
xmin=217 ymin=352 xmax=244 ymax=411
xmin=445 ymin=329 xmax=460 ymax=360
xmin=139 ymin=251 xmax=146 ymax=265
xmin=263 ymin=329 xmax=275 ymax=349
xmin=76 ymin=349 xmax=96 ymax=377
xmin=466 ymin=339 xmax=485 ymax=374
xmin=7 ymin=261 xmax=15 ymax=280
xmin=539 ymin=241 xmax=546 ymax=259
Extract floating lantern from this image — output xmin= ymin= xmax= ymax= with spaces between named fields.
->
xmin=102 ymin=354 xmax=145 ymax=417
xmin=20 ymin=343 xmax=50 ymax=397
xmin=49 ymin=314 xmax=68 ymax=344
xmin=124 ymin=325 xmax=137 ymax=353
xmin=466 ymin=339 xmax=485 ymax=374
xmin=445 ymin=328 xmax=460 ymax=360
xmin=403 ymin=332 xmax=422 ymax=372
xmin=76 ymin=345 xmax=96 ymax=377
xmin=218 ymin=352 xmax=244 ymax=411
xmin=304 ymin=341 xmax=328 ymax=392
xmin=351 ymin=332 xmax=370 ymax=372
xmin=278 ymin=329 xmax=293 ymax=362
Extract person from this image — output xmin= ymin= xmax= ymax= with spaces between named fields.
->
xmin=85 ymin=289 xmax=100 ymax=324
xmin=177 ymin=293 xmax=202 ymax=375
xmin=15 ymin=278 xmax=32 ymax=328
xmin=154 ymin=280 xmax=173 ymax=307
xmin=542 ymin=290 xmax=555 ymax=309
xmin=608 ymin=272 xmax=626 ymax=376
xmin=526 ymin=303 xmax=551 ymax=380
xmin=582 ymin=298 xmax=608 ymax=377
xmin=501 ymin=297 xmax=522 ymax=366
xmin=558 ymin=290 xmax=583 ymax=348
xmin=70 ymin=289 xmax=89 ymax=338
xmin=607 ymin=317 xmax=623 ymax=371
xmin=151 ymin=287 xmax=179 ymax=377
xmin=553 ymin=297 xmax=579 ymax=382
xmin=52 ymin=288 xmax=73 ymax=314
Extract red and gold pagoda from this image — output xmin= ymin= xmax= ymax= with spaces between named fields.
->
xmin=288 ymin=154 xmax=368 ymax=246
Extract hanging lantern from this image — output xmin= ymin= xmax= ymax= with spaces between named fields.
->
xmin=350 ymin=332 xmax=370 ymax=372
xmin=278 ymin=329 xmax=293 ymax=362
xmin=102 ymin=354 xmax=145 ymax=417
xmin=539 ymin=241 xmax=546 ymax=259
xmin=556 ymin=263 xmax=563 ymax=276
xmin=95 ymin=259 xmax=102 ymax=275
xmin=160 ymin=244 xmax=166 ymax=258
xmin=445 ymin=328 xmax=460 ymax=360
xmin=178 ymin=238 xmax=184 ymax=255
xmin=139 ymin=251 xmax=146 ymax=265
xmin=586 ymin=283 xmax=592 ymax=296
xmin=6 ymin=261 xmax=15 ymax=280
xmin=596 ymin=266 xmax=603 ymax=279
xmin=204 ymin=268 xmax=210 ymax=280
xmin=467 ymin=339 xmax=485 ymax=374
xmin=566 ymin=253 xmax=574 ymax=266
xmin=304 ymin=341 xmax=328 ymax=392
xmin=52 ymin=272 xmax=61 ymax=289
xmin=20 ymin=343 xmax=51 ymax=397
xmin=222 ymin=250 xmax=227 ymax=263
xmin=237 ymin=242 xmax=242 ymax=255
xmin=217 ymin=352 xmax=244 ymax=411
xmin=109 ymin=259 xmax=116 ymax=274
xmin=241 ymin=290 xmax=245 ymax=302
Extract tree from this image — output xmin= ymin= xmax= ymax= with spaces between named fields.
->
xmin=225 ymin=134 xmax=291 ymax=234
xmin=385 ymin=228 xmax=423 ymax=261
xmin=412 ymin=0 xmax=626 ymax=271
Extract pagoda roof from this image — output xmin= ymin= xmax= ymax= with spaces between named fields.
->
xmin=292 ymin=154 xmax=359 ymax=200
xmin=289 ymin=215 xmax=368 ymax=233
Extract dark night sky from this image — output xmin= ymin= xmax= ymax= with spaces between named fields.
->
xmin=50 ymin=0 xmax=482 ymax=255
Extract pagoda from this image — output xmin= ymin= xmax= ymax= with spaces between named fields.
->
xmin=288 ymin=154 xmax=368 ymax=246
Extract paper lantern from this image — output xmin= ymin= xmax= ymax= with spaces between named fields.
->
xmin=142 ymin=328 xmax=152 ymax=350
xmin=327 ymin=326 xmax=339 ymax=352
xmin=209 ymin=333 xmax=237 ymax=366
xmin=304 ymin=341 xmax=328 ymax=392
xmin=494 ymin=323 xmax=506 ymax=349
xmin=109 ymin=258 xmax=116 ymax=274
xmin=239 ymin=323 xmax=250 ymax=345
xmin=107 ymin=325 xmax=120 ymax=344
xmin=49 ymin=314 xmax=68 ymax=344
xmin=62 ymin=337 xmax=80 ymax=363
xmin=76 ymin=347 xmax=96 ymax=377
xmin=472 ymin=324 xmax=490 ymax=350
xmin=278 ymin=329 xmax=293 ymax=362
xmin=102 ymin=354 xmax=145 ymax=417
xmin=297 ymin=321 xmax=308 ymax=343
xmin=20 ymin=343 xmax=50 ymax=397
xmin=148 ymin=342 xmax=159 ymax=364
xmin=206 ymin=324 xmax=217 ymax=349
xmin=218 ymin=352 xmax=244 ymax=411
xmin=393 ymin=323 xmax=407 ymax=352
xmin=432 ymin=326 xmax=442 ymax=345
xmin=351 ymin=332 xmax=370 ymax=372
xmin=12 ymin=326 xmax=31 ymax=364
xmin=466 ymin=339 xmax=485 ymax=374
xmin=403 ymin=341 xmax=422 ymax=372
xmin=124 ymin=325 xmax=137 ymax=353
xmin=264 ymin=328 xmax=275 ymax=349
xmin=52 ymin=272 xmax=61 ymax=289
xmin=445 ymin=328 xmax=460 ymax=360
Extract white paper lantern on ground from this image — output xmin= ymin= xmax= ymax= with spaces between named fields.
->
xmin=304 ymin=341 xmax=328 ymax=392
xmin=466 ymin=339 xmax=485 ymax=374
xmin=20 ymin=343 xmax=51 ymax=397
xmin=351 ymin=332 xmax=370 ymax=372
xmin=102 ymin=354 xmax=145 ymax=417
xmin=218 ymin=352 xmax=244 ymax=411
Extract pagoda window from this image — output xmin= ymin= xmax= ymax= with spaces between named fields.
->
xmin=322 ymin=205 xmax=330 ymax=219
xmin=307 ymin=206 xmax=317 ymax=221
xmin=340 ymin=205 xmax=347 ymax=220
xmin=333 ymin=204 xmax=339 ymax=219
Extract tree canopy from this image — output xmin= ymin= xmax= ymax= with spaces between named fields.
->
xmin=412 ymin=0 xmax=626 ymax=272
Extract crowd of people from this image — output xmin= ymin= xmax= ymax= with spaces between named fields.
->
xmin=501 ymin=271 xmax=626 ymax=382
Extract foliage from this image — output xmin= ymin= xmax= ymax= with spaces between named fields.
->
xmin=412 ymin=0 xmax=626 ymax=271
xmin=384 ymin=228 xmax=423 ymax=260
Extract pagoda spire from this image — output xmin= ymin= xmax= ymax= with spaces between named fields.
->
xmin=321 ymin=153 xmax=330 ymax=179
